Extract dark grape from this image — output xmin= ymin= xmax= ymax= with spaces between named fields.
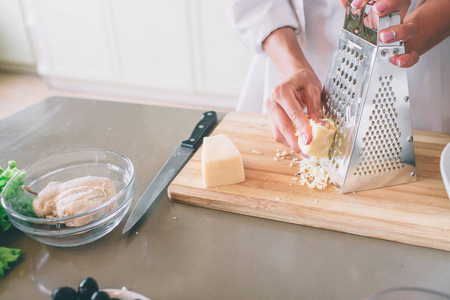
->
xmin=78 ymin=277 xmax=99 ymax=300
xmin=51 ymin=287 xmax=78 ymax=300
xmin=91 ymin=290 xmax=111 ymax=300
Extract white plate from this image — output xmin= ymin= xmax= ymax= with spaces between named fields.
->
xmin=103 ymin=288 xmax=151 ymax=300
xmin=441 ymin=142 xmax=450 ymax=199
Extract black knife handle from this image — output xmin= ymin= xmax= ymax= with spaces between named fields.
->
xmin=181 ymin=111 xmax=217 ymax=149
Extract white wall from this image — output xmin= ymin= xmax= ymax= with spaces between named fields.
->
xmin=4 ymin=0 xmax=254 ymax=110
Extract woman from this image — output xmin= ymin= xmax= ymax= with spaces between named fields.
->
xmin=227 ymin=0 xmax=450 ymax=154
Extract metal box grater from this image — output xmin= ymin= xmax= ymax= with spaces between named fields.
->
xmin=321 ymin=3 xmax=416 ymax=193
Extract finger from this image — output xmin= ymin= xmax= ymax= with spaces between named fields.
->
xmin=372 ymin=0 xmax=411 ymax=18
xmin=269 ymin=120 xmax=308 ymax=156
xmin=266 ymin=95 xmax=289 ymax=147
xmin=388 ymin=52 xmax=419 ymax=68
xmin=265 ymin=94 xmax=302 ymax=153
xmin=351 ymin=0 xmax=370 ymax=9
xmin=372 ymin=0 xmax=389 ymax=15
xmin=303 ymin=84 xmax=324 ymax=124
xmin=275 ymin=85 xmax=312 ymax=146
xmin=268 ymin=117 xmax=289 ymax=148
xmin=379 ymin=22 xmax=419 ymax=43
xmin=363 ymin=11 xmax=378 ymax=29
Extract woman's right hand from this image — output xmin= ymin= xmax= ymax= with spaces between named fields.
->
xmin=262 ymin=27 xmax=324 ymax=155
xmin=265 ymin=68 xmax=324 ymax=155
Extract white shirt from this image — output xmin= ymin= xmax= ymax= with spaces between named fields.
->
xmin=227 ymin=0 xmax=450 ymax=133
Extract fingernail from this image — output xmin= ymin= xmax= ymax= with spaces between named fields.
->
xmin=380 ymin=30 xmax=395 ymax=42
xmin=373 ymin=1 xmax=388 ymax=13
xmin=397 ymin=58 xmax=407 ymax=67
xmin=302 ymin=134 xmax=309 ymax=145
xmin=351 ymin=0 xmax=363 ymax=9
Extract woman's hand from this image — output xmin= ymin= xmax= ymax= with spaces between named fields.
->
xmin=265 ymin=68 xmax=323 ymax=154
xmin=340 ymin=0 xmax=420 ymax=68
xmin=367 ymin=0 xmax=419 ymax=68
xmin=262 ymin=27 xmax=323 ymax=154
xmin=345 ymin=0 xmax=410 ymax=17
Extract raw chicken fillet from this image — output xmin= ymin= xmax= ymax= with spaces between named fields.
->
xmin=32 ymin=176 xmax=117 ymax=227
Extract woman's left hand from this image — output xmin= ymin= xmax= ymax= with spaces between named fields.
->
xmin=340 ymin=0 xmax=420 ymax=68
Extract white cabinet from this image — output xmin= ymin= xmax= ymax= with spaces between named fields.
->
xmin=112 ymin=0 xmax=193 ymax=92
xmin=190 ymin=1 xmax=251 ymax=96
xmin=19 ymin=0 xmax=253 ymax=110
xmin=0 ymin=0 xmax=35 ymax=67
xmin=30 ymin=0 xmax=114 ymax=80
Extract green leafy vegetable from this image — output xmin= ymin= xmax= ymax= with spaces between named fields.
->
xmin=0 ymin=206 xmax=9 ymax=232
xmin=0 ymin=161 xmax=22 ymax=231
xmin=0 ymin=247 xmax=21 ymax=278
xmin=0 ymin=161 xmax=37 ymax=232
xmin=0 ymin=161 xmax=29 ymax=279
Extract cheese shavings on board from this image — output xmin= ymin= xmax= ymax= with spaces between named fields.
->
xmin=274 ymin=150 xmax=331 ymax=190
xmin=295 ymin=158 xmax=331 ymax=190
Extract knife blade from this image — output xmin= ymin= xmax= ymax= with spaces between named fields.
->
xmin=122 ymin=111 xmax=217 ymax=234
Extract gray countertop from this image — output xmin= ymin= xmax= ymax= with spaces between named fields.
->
xmin=1 ymin=97 xmax=450 ymax=300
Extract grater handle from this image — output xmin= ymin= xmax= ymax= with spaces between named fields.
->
xmin=377 ymin=11 xmax=402 ymax=46
xmin=344 ymin=1 xmax=378 ymax=45
xmin=344 ymin=1 xmax=402 ymax=46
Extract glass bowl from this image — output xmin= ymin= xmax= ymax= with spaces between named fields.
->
xmin=1 ymin=148 xmax=136 ymax=247
xmin=365 ymin=287 xmax=450 ymax=300
xmin=103 ymin=288 xmax=151 ymax=300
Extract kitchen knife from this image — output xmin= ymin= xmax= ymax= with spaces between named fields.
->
xmin=122 ymin=111 xmax=217 ymax=234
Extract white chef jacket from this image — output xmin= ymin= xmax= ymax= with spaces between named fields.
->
xmin=227 ymin=0 xmax=450 ymax=133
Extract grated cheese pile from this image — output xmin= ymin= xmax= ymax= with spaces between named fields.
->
xmin=294 ymin=158 xmax=331 ymax=190
xmin=273 ymin=149 xmax=331 ymax=190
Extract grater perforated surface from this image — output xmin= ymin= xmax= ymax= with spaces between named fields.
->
xmin=357 ymin=75 xmax=404 ymax=177
xmin=321 ymin=7 xmax=416 ymax=193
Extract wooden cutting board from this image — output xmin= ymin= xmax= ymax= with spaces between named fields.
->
xmin=168 ymin=112 xmax=450 ymax=251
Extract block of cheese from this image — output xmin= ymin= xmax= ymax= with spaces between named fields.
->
xmin=298 ymin=118 xmax=336 ymax=158
xmin=202 ymin=134 xmax=245 ymax=188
